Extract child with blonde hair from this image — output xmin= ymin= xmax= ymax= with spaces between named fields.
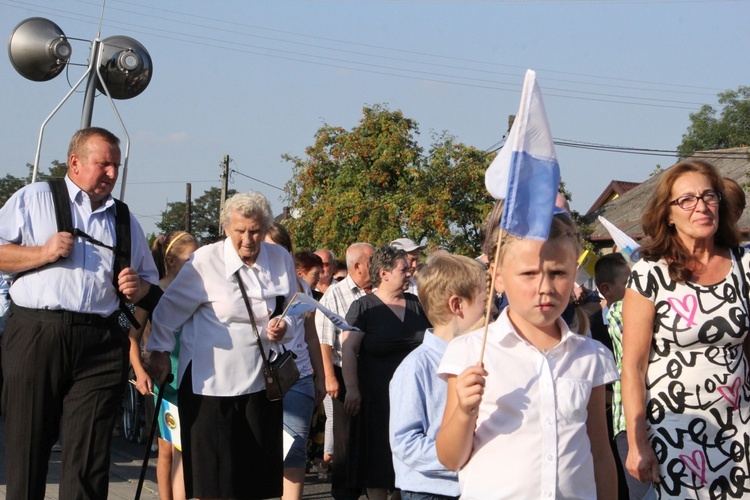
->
xmin=436 ymin=211 xmax=619 ymax=499
xmin=390 ymin=253 xmax=487 ymax=500
xmin=130 ymin=230 xmax=198 ymax=500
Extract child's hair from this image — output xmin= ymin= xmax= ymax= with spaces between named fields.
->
xmin=417 ymin=253 xmax=486 ymax=327
xmin=266 ymin=222 xmax=293 ymax=253
xmin=488 ymin=211 xmax=582 ymax=267
xmin=152 ymin=231 xmax=198 ymax=280
xmin=480 ymin=199 xmax=505 ymax=258
xmin=294 ymin=250 xmax=323 ymax=272
xmin=593 ymin=253 xmax=629 ymax=288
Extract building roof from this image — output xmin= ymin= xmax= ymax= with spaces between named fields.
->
xmin=586 ymin=147 xmax=750 ymax=243
xmin=585 ymin=180 xmax=641 ymax=216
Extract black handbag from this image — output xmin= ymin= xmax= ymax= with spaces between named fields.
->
xmin=234 ymin=270 xmax=299 ymax=401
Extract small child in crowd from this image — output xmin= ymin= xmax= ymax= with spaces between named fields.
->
xmin=594 ymin=252 xmax=650 ymax=499
xmin=389 ymin=253 xmax=487 ymax=500
xmin=130 ymin=230 xmax=199 ymax=500
xmin=436 ymin=211 xmax=619 ymax=499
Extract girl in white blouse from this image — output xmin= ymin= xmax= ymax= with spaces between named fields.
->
xmin=436 ymin=211 xmax=619 ymax=499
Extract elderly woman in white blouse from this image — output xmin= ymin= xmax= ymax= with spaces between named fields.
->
xmin=148 ymin=192 xmax=296 ymax=500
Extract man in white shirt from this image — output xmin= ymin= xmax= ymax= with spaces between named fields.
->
xmin=314 ymin=249 xmax=336 ymax=298
xmin=0 ymin=127 xmax=157 ymax=499
xmin=316 ymin=242 xmax=373 ymax=500
xmin=391 ymin=237 xmax=425 ymax=295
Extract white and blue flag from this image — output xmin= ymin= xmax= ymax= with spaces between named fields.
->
xmin=485 ymin=69 xmax=560 ymax=240
xmin=158 ymin=398 xmax=181 ymax=451
xmin=598 ymin=216 xmax=640 ymax=262
xmin=284 ymin=292 xmax=362 ymax=332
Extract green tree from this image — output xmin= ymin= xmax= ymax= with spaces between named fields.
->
xmin=650 ymin=164 xmax=664 ymax=177
xmin=156 ymin=186 xmax=236 ymax=245
xmin=0 ymin=161 xmax=68 ymax=207
xmin=283 ymin=105 xmax=494 ymax=256
xmin=678 ymin=86 xmax=750 ymax=158
xmin=409 ymin=133 xmax=494 ymax=255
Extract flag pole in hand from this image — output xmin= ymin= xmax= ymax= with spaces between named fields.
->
xmin=479 ymin=69 xmax=561 ymax=365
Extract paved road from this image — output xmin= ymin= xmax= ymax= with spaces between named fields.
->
xmin=0 ymin=417 xmax=335 ymax=499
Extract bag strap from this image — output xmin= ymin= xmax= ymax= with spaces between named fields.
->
xmin=48 ymin=178 xmax=73 ymax=234
xmin=111 ymin=199 xmax=140 ymax=330
xmin=234 ymin=270 xmax=272 ymax=372
xmin=48 ymin=179 xmax=140 ymax=330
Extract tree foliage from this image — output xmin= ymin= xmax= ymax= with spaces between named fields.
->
xmin=283 ymin=105 xmax=494 ymax=257
xmin=678 ymin=86 xmax=750 ymax=158
xmin=156 ymin=186 xmax=236 ymax=245
xmin=0 ymin=161 xmax=68 ymax=207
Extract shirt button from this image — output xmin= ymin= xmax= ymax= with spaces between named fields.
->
xmin=546 ymin=454 xmax=554 ymax=461
xmin=547 ymin=417 xmax=554 ymax=425
xmin=545 ymin=491 xmax=553 ymax=497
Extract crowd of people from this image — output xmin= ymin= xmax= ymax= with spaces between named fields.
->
xmin=1 ymin=126 xmax=750 ymax=500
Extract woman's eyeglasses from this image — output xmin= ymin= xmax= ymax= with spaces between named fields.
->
xmin=669 ymin=191 xmax=721 ymax=211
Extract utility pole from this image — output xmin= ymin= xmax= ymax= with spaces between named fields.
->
xmin=185 ymin=183 xmax=192 ymax=233
xmin=220 ymin=155 xmax=230 ymax=214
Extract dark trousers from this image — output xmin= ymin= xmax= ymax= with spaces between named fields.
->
xmin=1 ymin=305 xmax=128 ymax=500
xmin=332 ymin=364 xmax=361 ymax=500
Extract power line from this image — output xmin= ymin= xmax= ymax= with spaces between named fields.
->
xmin=229 ymin=163 xmax=286 ymax=192
xmin=70 ymin=0 xmax=722 ymax=98
xmin=95 ymin=0 xmax=727 ymax=93
xmin=554 ymin=140 xmax=750 ymax=158
xmin=2 ymin=0 xmax=728 ymax=111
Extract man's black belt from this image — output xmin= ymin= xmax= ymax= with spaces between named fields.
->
xmin=12 ymin=304 xmax=120 ymax=327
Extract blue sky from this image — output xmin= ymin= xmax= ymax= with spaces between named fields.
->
xmin=1 ymin=0 xmax=748 ymax=237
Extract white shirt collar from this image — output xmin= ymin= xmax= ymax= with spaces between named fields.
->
xmin=64 ymin=174 xmax=115 ymax=213
xmin=491 ymin=308 xmax=583 ymax=352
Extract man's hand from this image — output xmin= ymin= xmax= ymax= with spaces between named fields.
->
xmin=118 ymin=268 xmax=149 ymax=303
xmin=43 ymin=232 xmax=74 ymax=264
xmin=147 ymin=351 xmax=172 ymax=386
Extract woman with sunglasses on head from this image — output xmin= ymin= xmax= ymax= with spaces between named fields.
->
xmin=622 ymin=160 xmax=750 ymax=498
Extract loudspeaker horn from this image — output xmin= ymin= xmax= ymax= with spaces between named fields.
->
xmin=8 ymin=17 xmax=71 ymax=82
xmin=96 ymin=35 xmax=152 ymax=99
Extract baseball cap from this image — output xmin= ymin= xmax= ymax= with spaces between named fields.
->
xmin=390 ymin=238 xmax=426 ymax=253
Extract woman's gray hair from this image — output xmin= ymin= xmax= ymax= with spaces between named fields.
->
xmin=220 ymin=192 xmax=274 ymax=230
xmin=369 ymin=245 xmax=407 ymax=287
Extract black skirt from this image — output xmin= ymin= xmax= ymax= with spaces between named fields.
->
xmin=178 ymin=365 xmax=283 ymax=499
